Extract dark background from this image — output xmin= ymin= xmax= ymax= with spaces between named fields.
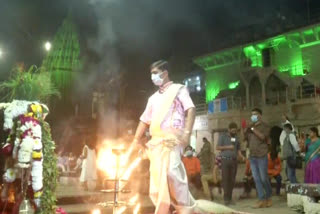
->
xmin=0 ymin=0 xmax=319 ymax=119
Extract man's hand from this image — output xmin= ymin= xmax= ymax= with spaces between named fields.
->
xmin=239 ymin=155 xmax=246 ymax=162
xmin=132 ymin=139 xmax=145 ymax=153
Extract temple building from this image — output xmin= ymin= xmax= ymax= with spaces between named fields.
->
xmin=190 ymin=22 xmax=320 ymax=152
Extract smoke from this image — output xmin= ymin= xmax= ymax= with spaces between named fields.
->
xmin=75 ymin=0 xmax=306 ymax=139
xmin=77 ymin=0 xmax=210 ymax=139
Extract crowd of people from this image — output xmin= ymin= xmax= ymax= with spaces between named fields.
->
xmin=57 ymin=139 xmax=98 ymax=191
xmin=182 ymin=108 xmax=320 ymax=209
xmin=54 ymin=59 xmax=320 ymax=213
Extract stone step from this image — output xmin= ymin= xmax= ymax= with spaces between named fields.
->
xmin=60 ymin=204 xmax=155 ymax=214
xmin=56 ymin=183 xmax=154 ymax=214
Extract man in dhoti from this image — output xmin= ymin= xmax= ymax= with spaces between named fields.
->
xmin=132 ymin=60 xmax=196 ymax=214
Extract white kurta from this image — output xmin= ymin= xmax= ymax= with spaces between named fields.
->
xmin=142 ymin=84 xmax=196 ymax=214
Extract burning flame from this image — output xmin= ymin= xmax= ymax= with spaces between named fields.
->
xmin=121 ymin=157 xmax=142 ymax=180
xmin=133 ymin=203 xmax=141 ymax=214
xmin=97 ymin=140 xmax=135 ymax=179
xmin=91 ymin=209 xmax=101 ymax=214
xmin=129 ymin=194 xmax=139 ymax=204
xmin=116 ymin=206 xmax=127 ymax=214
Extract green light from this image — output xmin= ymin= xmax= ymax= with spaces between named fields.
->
xmin=300 ymin=40 xmax=320 ymax=48
xmin=243 ymin=46 xmax=263 ymax=67
xmin=304 ymin=29 xmax=314 ymax=36
xmin=270 ymin=36 xmax=286 ymax=46
xmin=228 ymin=81 xmax=240 ymax=89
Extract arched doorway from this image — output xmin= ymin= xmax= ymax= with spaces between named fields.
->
xmin=265 ymin=74 xmax=287 ymax=105
xmin=249 ymin=76 xmax=262 ymax=107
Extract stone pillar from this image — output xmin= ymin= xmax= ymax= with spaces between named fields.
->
xmin=257 ymin=68 xmax=272 ymax=106
xmin=239 ymin=71 xmax=251 ymax=108
xmin=245 ymin=86 xmax=250 ymax=109
xmin=261 ymin=83 xmax=266 ymax=105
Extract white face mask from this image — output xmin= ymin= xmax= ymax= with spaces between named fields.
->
xmin=185 ymin=150 xmax=193 ymax=157
xmin=151 ymin=72 xmax=164 ymax=86
xmin=251 ymin=115 xmax=258 ymax=123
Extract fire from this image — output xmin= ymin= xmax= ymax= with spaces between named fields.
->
xmin=115 ymin=206 xmax=127 ymax=214
xmin=129 ymin=194 xmax=139 ymax=204
xmin=133 ymin=203 xmax=141 ymax=214
xmin=91 ymin=209 xmax=101 ymax=214
xmin=97 ymin=140 xmax=135 ymax=179
xmin=121 ymin=157 xmax=142 ymax=180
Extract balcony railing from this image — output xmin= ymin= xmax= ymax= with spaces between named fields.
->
xmin=196 ymin=85 xmax=320 ymax=115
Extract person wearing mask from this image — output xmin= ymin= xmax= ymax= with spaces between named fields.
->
xmin=198 ymin=137 xmax=214 ymax=200
xmin=216 ymin=122 xmax=245 ymax=205
xmin=268 ymin=149 xmax=282 ymax=195
xmin=279 ymin=114 xmax=295 ymax=182
xmin=131 ymin=60 xmax=197 ymax=213
xmin=182 ymin=146 xmax=201 ymax=188
xmin=131 ymin=60 xmax=238 ymax=214
xmin=282 ymin=123 xmax=300 ymax=183
xmin=300 ymin=127 xmax=320 ymax=184
xmin=244 ymin=108 xmax=272 ymax=208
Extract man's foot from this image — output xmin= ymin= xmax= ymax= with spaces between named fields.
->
xmin=266 ymin=198 xmax=272 ymax=207
xmin=252 ymin=200 xmax=266 ymax=209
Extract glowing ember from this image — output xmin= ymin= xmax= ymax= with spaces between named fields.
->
xmin=121 ymin=157 xmax=142 ymax=180
xmin=115 ymin=206 xmax=127 ymax=214
xmin=133 ymin=203 xmax=141 ymax=214
xmin=91 ymin=209 xmax=101 ymax=214
xmin=97 ymin=140 xmax=135 ymax=179
xmin=129 ymin=194 xmax=139 ymax=204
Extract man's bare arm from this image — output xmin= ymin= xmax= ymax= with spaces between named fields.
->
xmin=184 ymin=107 xmax=196 ymax=134
xmin=181 ymin=107 xmax=196 ymax=146
xmin=133 ymin=121 xmax=149 ymax=143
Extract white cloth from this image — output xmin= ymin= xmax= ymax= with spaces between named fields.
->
xmin=80 ymin=146 xmax=97 ymax=182
xmin=147 ymin=139 xmax=195 ymax=214
xmin=280 ymin=120 xmax=295 ymax=146
xmin=287 ymin=133 xmax=300 ymax=152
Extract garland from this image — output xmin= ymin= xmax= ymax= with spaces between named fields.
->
xmin=39 ymin=120 xmax=58 ymax=214
xmin=1 ymin=101 xmax=58 ymax=213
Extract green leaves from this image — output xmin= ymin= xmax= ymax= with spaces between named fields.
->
xmin=0 ymin=65 xmax=60 ymax=103
xmin=39 ymin=121 xmax=58 ymax=214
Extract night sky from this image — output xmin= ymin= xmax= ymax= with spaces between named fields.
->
xmin=0 ymin=0 xmax=317 ymax=117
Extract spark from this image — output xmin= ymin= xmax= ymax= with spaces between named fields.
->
xmin=129 ymin=194 xmax=139 ymax=204
xmin=121 ymin=157 xmax=142 ymax=180
xmin=116 ymin=206 xmax=126 ymax=214
xmin=133 ymin=203 xmax=141 ymax=214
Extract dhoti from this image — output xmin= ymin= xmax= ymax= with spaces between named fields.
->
xmin=147 ymin=137 xmax=196 ymax=214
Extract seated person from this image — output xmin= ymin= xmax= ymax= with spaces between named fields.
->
xmin=182 ymin=146 xmax=201 ymax=188
xmin=57 ymin=152 xmax=67 ymax=173
xmin=198 ymin=138 xmax=215 ymax=200
xmin=268 ymin=152 xmax=282 ymax=195
xmin=67 ymin=152 xmax=77 ymax=172
xmin=212 ymin=153 xmax=222 ymax=194
xmin=240 ymin=159 xmax=255 ymax=199
xmin=73 ymin=157 xmax=83 ymax=174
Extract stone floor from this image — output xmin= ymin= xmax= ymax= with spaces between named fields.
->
xmin=57 ymin=184 xmax=298 ymax=214
xmin=57 ymin=163 xmax=306 ymax=214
